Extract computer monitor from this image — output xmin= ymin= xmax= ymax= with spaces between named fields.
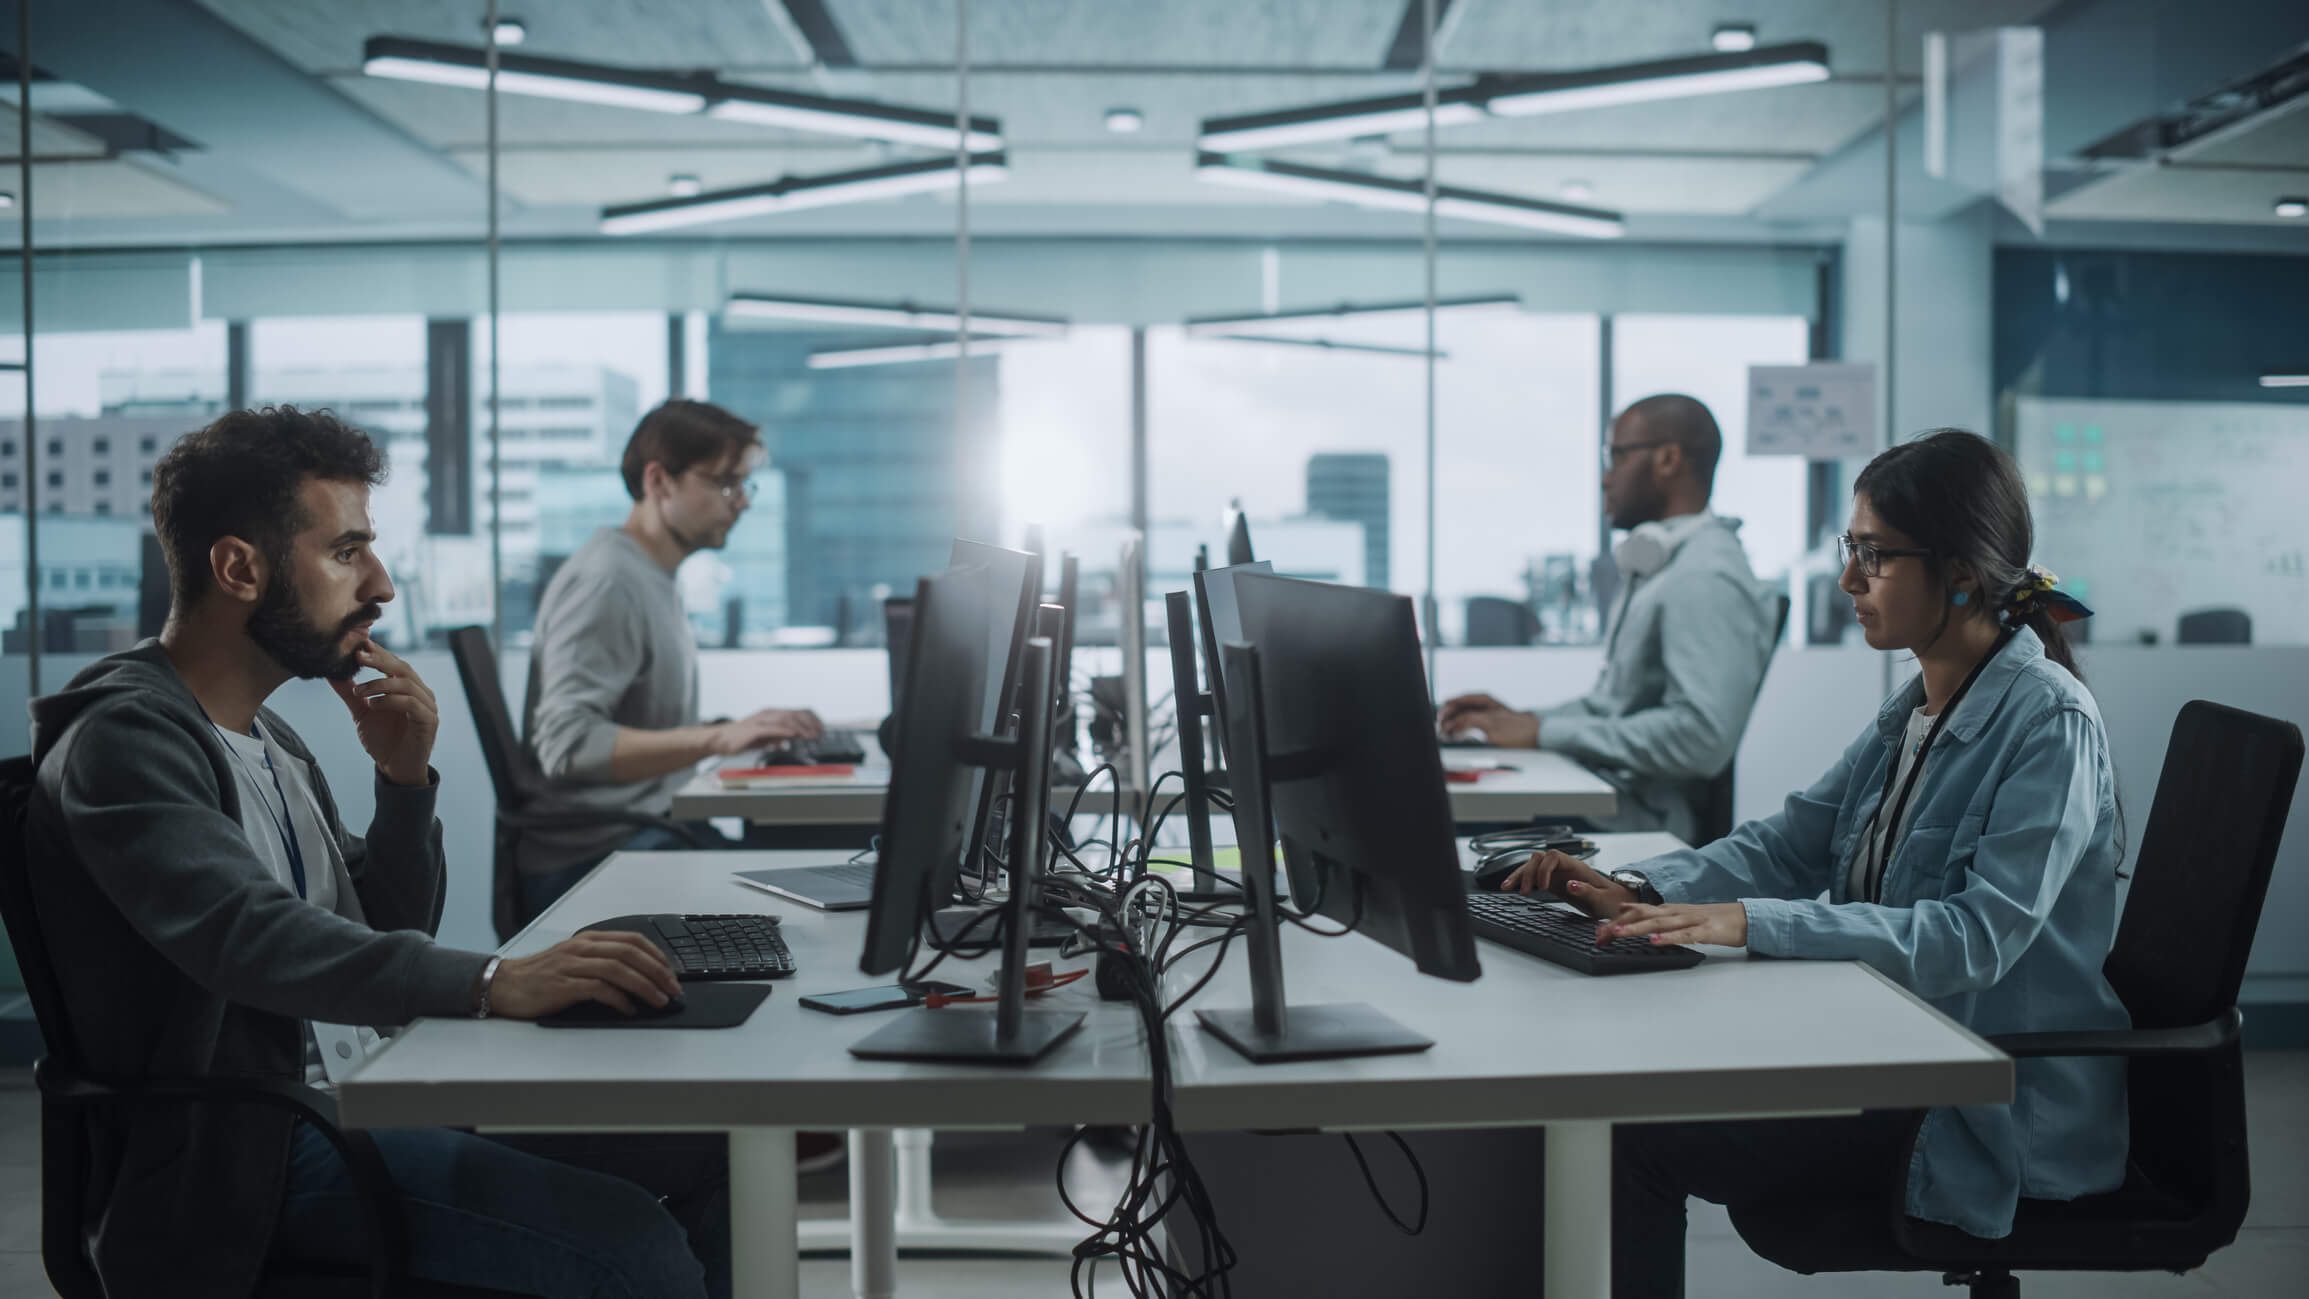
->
xmin=1224 ymin=505 xmax=1256 ymax=567
xmin=950 ymin=539 xmax=1040 ymax=894
xmin=1053 ymin=554 xmax=1079 ymax=752
xmin=854 ymin=568 xmax=1080 ymax=1064
xmin=1191 ymin=560 xmax=1272 ymax=766
xmin=1117 ymin=534 xmax=1149 ymax=796
xmin=1192 ymin=573 xmax=1479 ymax=1064
xmin=1162 ymin=590 xmax=1219 ymax=893
xmin=883 ymin=596 xmax=916 ymax=714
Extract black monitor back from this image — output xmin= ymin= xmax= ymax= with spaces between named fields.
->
xmin=1231 ymin=572 xmax=1479 ymax=982
xmin=1193 ymin=560 xmax=1272 ymax=763
xmin=1225 ymin=508 xmax=1256 ymax=567
xmin=950 ymin=539 xmax=1039 ymax=884
xmin=883 ymin=596 xmax=916 ymax=713
xmin=862 ymin=563 xmax=994 ymax=975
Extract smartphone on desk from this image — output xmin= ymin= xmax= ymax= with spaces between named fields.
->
xmin=798 ymin=982 xmax=973 ymax=1015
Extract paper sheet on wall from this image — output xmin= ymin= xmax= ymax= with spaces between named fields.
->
xmin=1745 ymin=362 xmax=1878 ymax=459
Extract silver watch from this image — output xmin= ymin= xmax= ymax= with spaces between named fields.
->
xmin=473 ymin=955 xmax=503 ymax=1020
xmin=1607 ymin=869 xmax=1663 ymax=905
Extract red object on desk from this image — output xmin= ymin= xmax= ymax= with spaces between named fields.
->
xmin=719 ymin=763 xmax=856 ymax=782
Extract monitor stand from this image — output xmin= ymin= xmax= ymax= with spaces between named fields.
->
xmin=1190 ymin=641 xmax=1434 ymax=1064
xmin=851 ymin=639 xmax=1087 ymax=1065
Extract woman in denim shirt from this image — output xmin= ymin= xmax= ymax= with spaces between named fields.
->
xmin=1507 ymin=431 xmax=2128 ymax=1297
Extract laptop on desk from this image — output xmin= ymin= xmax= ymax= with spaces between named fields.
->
xmin=731 ymin=859 xmax=879 ymax=910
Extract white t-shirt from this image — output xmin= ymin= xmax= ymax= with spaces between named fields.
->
xmin=213 ymin=721 xmax=384 ymax=1088
xmin=1848 ymin=706 xmax=1937 ymax=903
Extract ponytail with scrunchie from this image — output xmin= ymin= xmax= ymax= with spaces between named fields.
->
xmin=2001 ymin=564 xmax=2094 ymax=625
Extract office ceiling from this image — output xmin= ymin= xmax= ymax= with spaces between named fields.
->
xmin=0 ymin=0 xmax=2300 ymax=248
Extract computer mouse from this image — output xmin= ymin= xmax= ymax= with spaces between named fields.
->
xmin=1470 ymin=856 xmax=1530 ymax=892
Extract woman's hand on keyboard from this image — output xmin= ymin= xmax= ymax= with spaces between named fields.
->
xmin=490 ymin=932 xmax=684 ymax=1018
xmin=1603 ymin=903 xmax=1749 ymax=950
xmin=1502 ymin=849 xmax=1634 ymax=918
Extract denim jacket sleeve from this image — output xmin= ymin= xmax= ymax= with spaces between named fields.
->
xmin=1638 ymin=725 xmax=1869 ymax=903
xmin=1738 ymin=706 xmax=2108 ymax=1000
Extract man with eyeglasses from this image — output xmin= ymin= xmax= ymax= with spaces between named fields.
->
xmin=519 ymin=399 xmax=825 ymax=921
xmin=1439 ymin=393 xmax=1776 ymax=842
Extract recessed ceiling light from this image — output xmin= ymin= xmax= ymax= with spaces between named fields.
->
xmin=490 ymin=18 xmax=527 ymax=46
xmin=1712 ymin=23 xmax=1758 ymax=52
xmin=1561 ymin=179 xmax=1595 ymax=201
xmin=668 ymin=173 xmax=702 ymax=197
xmin=2277 ymin=197 xmax=2309 ymax=218
xmin=1105 ymin=107 xmax=1145 ymax=134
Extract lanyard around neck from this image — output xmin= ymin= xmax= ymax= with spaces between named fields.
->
xmin=1858 ymin=627 xmax=2016 ymax=903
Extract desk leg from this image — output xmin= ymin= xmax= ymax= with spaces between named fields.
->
xmin=731 ymin=1126 xmax=799 ymax=1299
xmin=849 ymin=1129 xmax=897 ymax=1299
xmin=1544 ymin=1120 xmax=1612 ymax=1299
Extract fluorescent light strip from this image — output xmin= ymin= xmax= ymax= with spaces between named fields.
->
xmin=726 ymin=295 xmax=1068 ymax=338
xmin=1201 ymin=93 xmax=1489 ymax=151
xmin=362 ymin=38 xmax=708 ymax=114
xmin=1483 ymin=42 xmax=1830 ymax=117
xmin=1194 ymin=153 xmax=1624 ymax=239
xmin=706 ymin=91 xmax=1001 ymax=151
xmin=602 ymin=154 xmax=1006 ymax=234
xmin=1207 ymin=334 xmax=1445 ymax=359
xmin=2259 ymin=374 xmax=2309 ymax=388
xmin=1185 ymin=295 xmax=1521 ymax=335
xmin=806 ymin=337 xmax=1043 ymax=370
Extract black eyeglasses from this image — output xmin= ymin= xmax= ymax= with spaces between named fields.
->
xmin=1602 ymin=439 xmax=1671 ymax=471
xmin=1838 ymin=533 xmax=1931 ymax=578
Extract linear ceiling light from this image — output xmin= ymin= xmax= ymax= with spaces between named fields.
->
xmin=1194 ymin=153 xmax=1624 ymax=238
xmin=726 ymin=293 xmax=1068 ymax=338
xmin=362 ymin=36 xmax=709 ymax=114
xmin=1482 ymin=42 xmax=1830 ymax=116
xmin=2259 ymin=374 xmax=2309 ymax=388
xmin=706 ymin=84 xmax=1002 ymax=151
xmin=1184 ymin=295 xmax=1522 ymax=335
xmin=364 ymin=37 xmax=1003 ymax=149
xmin=1198 ymin=41 xmax=1827 ymax=151
xmin=806 ymin=337 xmax=1049 ymax=370
xmin=1205 ymin=334 xmax=1447 ymax=359
xmin=602 ymin=153 xmax=1007 ymax=234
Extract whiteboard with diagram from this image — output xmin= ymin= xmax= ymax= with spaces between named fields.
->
xmin=2013 ymin=396 xmax=2309 ymax=645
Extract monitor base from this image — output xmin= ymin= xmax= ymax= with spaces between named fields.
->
xmin=1195 ymin=1003 xmax=1434 ymax=1063
xmin=848 ymin=1007 xmax=1086 ymax=1064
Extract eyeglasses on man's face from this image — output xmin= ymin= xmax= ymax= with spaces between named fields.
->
xmin=693 ymin=470 xmax=761 ymax=502
xmin=1837 ymin=533 xmax=1931 ymax=578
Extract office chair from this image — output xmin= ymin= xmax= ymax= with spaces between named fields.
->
xmin=2176 ymin=608 xmax=2251 ymax=645
xmin=1691 ymin=593 xmax=1792 ymax=846
xmin=1728 ymin=700 xmax=2303 ymax=1297
xmin=0 ymin=756 xmax=527 ymax=1299
xmin=1464 ymin=596 xmax=1540 ymax=647
xmin=447 ymin=625 xmax=709 ymax=942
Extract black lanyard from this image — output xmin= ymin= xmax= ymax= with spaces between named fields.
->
xmin=1858 ymin=627 xmax=2016 ymax=903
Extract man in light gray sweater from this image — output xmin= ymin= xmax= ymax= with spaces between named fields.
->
xmin=518 ymin=399 xmax=824 ymax=921
xmin=1440 ymin=394 xmax=1778 ymax=842
xmin=28 ymin=407 xmax=724 ymax=1298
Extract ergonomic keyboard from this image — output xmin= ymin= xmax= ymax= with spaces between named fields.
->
xmin=579 ymin=913 xmax=798 ymax=980
xmin=760 ymin=727 xmax=867 ymax=766
xmin=1463 ymin=892 xmax=1704 ymax=975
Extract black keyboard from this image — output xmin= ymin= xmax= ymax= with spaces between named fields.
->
xmin=579 ymin=913 xmax=797 ymax=980
xmin=761 ymin=728 xmax=867 ymax=766
xmin=1464 ymin=892 xmax=1704 ymax=975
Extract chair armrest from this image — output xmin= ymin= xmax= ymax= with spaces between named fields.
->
xmin=36 ymin=1061 xmax=406 ymax=1299
xmin=496 ymin=805 xmax=712 ymax=847
xmin=1989 ymin=1007 xmax=2241 ymax=1059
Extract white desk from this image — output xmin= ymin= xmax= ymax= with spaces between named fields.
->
xmin=1443 ymin=748 xmax=1620 ymax=822
xmin=669 ymin=738 xmax=1125 ymax=826
xmin=339 ymin=838 xmax=2010 ymax=1299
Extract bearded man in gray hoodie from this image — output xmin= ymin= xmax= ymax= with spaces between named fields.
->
xmin=27 ymin=406 xmax=727 ymax=1299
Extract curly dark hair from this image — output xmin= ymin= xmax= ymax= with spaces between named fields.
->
xmin=150 ymin=405 xmax=388 ymax=608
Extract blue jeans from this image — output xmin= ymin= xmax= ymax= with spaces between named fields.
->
xmin=275 ymin=1124 xmax=730 ymax=1299
xmin=518 ymin=820 xmax=733 ymax=923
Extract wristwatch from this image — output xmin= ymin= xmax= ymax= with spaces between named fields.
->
xmin=472 ymin=955 xmax=503 ymax=1020
xmin=1607 ymin=868 xmax=1664 ymax=905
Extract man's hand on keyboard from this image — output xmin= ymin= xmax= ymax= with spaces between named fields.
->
xmin=709 ymin=707 xmax=826 ymax=756
xmin=1602 ymin=902 xmax=1749 ymax=950
xmin=490 ymin=931 xmax=683 ymax=1018
xmin=1501 ymin=849 xmax=1635 ymax=918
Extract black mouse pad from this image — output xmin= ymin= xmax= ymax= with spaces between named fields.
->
xmin=537 ymin=982 xmax=771 ymax=1029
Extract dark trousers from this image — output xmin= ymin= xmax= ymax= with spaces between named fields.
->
xmin=1612 ymin=1110 xmax=1916 ymax=1298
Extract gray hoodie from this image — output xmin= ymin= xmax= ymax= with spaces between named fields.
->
xmin=25 ymin=640 xmax=488 ymax=1299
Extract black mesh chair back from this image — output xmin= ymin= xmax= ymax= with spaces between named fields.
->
xmin=448 ymin=624 xmax=545 ymax=811
xmin=2175 ymin=609 xmax=2251 ymax=645
xmin=1693 ymin=593 xmax=1792 ymax=846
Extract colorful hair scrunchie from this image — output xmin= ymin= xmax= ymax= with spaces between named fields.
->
xmin=2003 ymin=564 xmax=2094 ymax=624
